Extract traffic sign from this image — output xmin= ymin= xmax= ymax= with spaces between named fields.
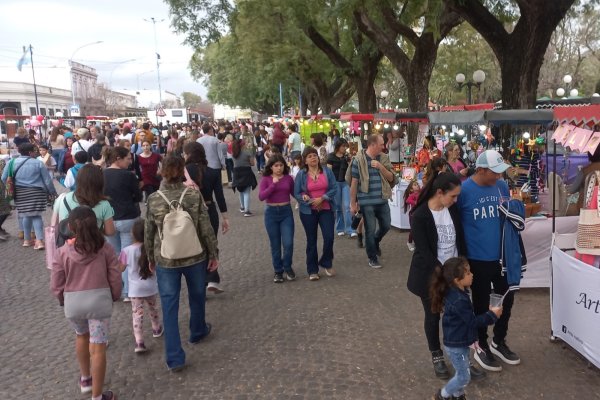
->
xmin=156 ymin=106 xmax=166 ymax=117
xmin=70 ymin=104 xmax=80 ymax=117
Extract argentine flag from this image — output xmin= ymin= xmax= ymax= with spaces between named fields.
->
xmin=17 ymin=46 xmax=30 ymax=72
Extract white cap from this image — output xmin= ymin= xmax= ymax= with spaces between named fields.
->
xmin=475 ymin=150 xmax=510 ymax=174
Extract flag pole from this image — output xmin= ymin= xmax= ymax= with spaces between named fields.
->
xmin=28 ymin=45 xmax=42 ymax=140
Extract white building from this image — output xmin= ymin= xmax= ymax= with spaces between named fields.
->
xmin=0 ymin=81 xmax=72 ymax=118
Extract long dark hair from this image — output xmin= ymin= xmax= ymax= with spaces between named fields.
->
xmin=423 ymin=158 xmax=448 ymax=186
xmin=430 ymin=256 xmax=470 ymax=313
xmin=183 ymin=141 xmax=207 ymax=188
xmin=69 ymin=207 xmax=105 ymax=255
xmin=412 ymin=171 xmax=461 ymax=214
xmin=403 ymin=180 xmax=419 ymax=213
xmin=75 ymin=164 xmax=107 ymax=207
xmin=232 ymin=138 xmax=243 ymax=159
xmin=105 ymin=146 xmax=130 ymax=166
xmin=263 ymin=153 xmax=290 ymax=176
xmin=131 ymin=219 xmax=152 ymax=280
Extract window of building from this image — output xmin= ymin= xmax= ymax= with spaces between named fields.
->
xmin=29 ymin=107 xmax=36 ymax=116
xmin=40 ymin=107 xmax=46 ymax=116
xmin=48 ymin=109 xmax=54 ymax=116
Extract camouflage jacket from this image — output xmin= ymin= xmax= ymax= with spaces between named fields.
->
xmin=145 ymin=182 xmax=219 ymax=268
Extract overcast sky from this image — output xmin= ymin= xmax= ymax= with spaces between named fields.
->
xmin=0 ymin=0 xmax=207 ymax=99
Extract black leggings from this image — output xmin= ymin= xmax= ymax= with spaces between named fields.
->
xmin=469 ymin=259 xmax=515 ymax=348
xmin=205 ymin=202 xmax=220 ymax=284
xmin=420 ymin=296 xmax=441 ymax=352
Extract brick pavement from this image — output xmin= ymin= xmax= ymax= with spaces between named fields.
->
xmin=1 ymin=184 xmax=599 ymax=399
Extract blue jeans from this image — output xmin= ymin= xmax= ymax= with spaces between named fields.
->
xmin=299 ymin=209 xmax=334 ymax=274
xmin=239 ymin=187 xmax=251 ymax=212
xmin=256 ymin=153 xmax=265 ymax=171
xmin=22 ymin=216 xmax=43 ymax=241
xmin=335 ymin=181 xmax=355 ymax=235
xmin=51 ymin=149 xmax=62 ymax=165
xmin=264 ymin=204 xmax=294 ymax=274
xmin=360 ymin=202 xmax=391 ymax=261
xmin=156 ymin=260 xmax=209 ymax=369
xmin=442 ymin=346 xmax=471 ymax=398
xmin=105 ymin=218 xmax=138 ymax=297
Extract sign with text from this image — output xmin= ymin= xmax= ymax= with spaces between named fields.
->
xmin=70 ymin=104 xmax=80 ymax=117
xmin=551 ymin=246 xmax=600 ymax=368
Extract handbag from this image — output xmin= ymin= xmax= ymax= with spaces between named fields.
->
xmin=575 ymin=171 xmax=600 ymax=255
xmin=5 ymin=158 xmax=31 ymax=202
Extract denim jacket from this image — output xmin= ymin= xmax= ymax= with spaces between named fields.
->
xmin=1 ymin=156 xmax=57 ymax=195
xmin=442 ymin=287 xmax=497 ymax=348
xmin=293 ymin=167 xmax=337 ymax=215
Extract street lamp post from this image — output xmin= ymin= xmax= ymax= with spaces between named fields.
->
xmin=378 ymin=89 xmax=389 ymax=110
xmin=69 ymin=41 xmax=103 ymax=105
xmin=455 ymin=70 xmax=486 ymax=104
xmin=144 ymin=17 xmax=165 ymax=107
xmin=556 ymin=74 xmax=580 ymax=99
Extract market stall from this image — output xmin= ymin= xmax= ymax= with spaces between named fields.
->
xmin=548 ymin=106 xmax=600 ymax=368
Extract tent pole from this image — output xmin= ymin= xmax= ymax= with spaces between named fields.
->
xmin=552 ymin=137 xmax=557 ymax=234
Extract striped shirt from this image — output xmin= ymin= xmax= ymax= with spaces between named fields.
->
xmin=351 ymin=154 xmax=386 ymax=206
xmin=512 ymin=152 xmax=540 ymax=198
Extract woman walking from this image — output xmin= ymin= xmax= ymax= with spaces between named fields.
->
xmin=103 ymin=146 xmax=143 ymax=301
xmin=294 ymin=147 xmax=337 ymax=281
xmin=259 ymin=153 xmax=295 ymax=283
xmin=145 ymin=156 xmax=219 ymax=371
xmin=327 ymin=138 xmax=355 ymax=237
xmin=406 ymin=171 xmax=483 ymax=381
xmin=57 ymin=136 xmax=75 ymax=177
xmin=49 ymin=127 xmax=65 ymax=165
xmin=445 ymin=142 xmax=470 ymax=182
xmin=1 ymin=143 xmax=57 ymax=249
xmin=137 ymin=140 xmax=162 ymax=201
xmin=183 ymin=141 xmax=229 ymax=294
xmin=231 ymin=138 xmax=257 ymax=217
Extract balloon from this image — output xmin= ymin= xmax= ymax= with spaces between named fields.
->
xmin=29 ymin=119 xmax=41 ymax=127
xmin=51 ymin=119 xmax=60 ymax=127
xmin=36 ymin=115 xmax=44 ymax=122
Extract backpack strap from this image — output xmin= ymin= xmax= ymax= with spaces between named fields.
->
xmin=156 ymin=190 xmax=175 ymax=209
xmin=178 ymin=187 xmax=189 ymax=206
xmin=63 ymin=195 xmax=72 ymax=213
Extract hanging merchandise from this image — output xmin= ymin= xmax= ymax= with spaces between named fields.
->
xmin=575 ymin=171 xmax=600 ymax=256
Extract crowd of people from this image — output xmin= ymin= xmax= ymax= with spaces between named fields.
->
xmin=0 ymin=118 xmax=526 ymax=400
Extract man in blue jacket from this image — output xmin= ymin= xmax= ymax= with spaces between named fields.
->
xmin=457 ymin=150 xmax=521 ymax=372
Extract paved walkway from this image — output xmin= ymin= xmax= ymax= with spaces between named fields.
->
xmin=1 ymin=186 xmax=599 ymax=399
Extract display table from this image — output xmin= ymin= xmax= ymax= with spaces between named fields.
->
xmin=389 ymin=181 xmax=411 ymax=229
xmin=551 ymin=245 xmax=600 ymax=368
xmin=521 ymin=215 xmax=579 ymax=288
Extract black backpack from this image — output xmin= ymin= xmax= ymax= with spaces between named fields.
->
xmin=56 ymin=196 xmax=73 ymax=248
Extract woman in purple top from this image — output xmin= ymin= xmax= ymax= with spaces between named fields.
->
xmin=258 ymin=153 xmax=295 ymax=283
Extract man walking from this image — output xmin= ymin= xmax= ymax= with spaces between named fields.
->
xmin=350 ymin=134 xmax=397 ymax=269
xmin=457 ymin=150 xmax=521 ymax=372
xmin=197 ymin=123 xmax=228 ymax=293
xmin=287 ymin=124 xmax=302 ymax=161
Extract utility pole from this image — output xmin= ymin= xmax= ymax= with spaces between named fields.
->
xmin=144 ymin=17 xmax=164 ymax=106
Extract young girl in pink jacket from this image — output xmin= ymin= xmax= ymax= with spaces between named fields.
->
xmin=51 ymin=206 xmax=122 ymax=400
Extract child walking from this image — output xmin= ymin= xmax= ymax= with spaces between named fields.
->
xmin=404 ymin=180 xmax=420 ymax=251
xmin=430 ymin=257 xmax=502 ymax=400
xmin=50 ymin=207 xmax=122 ymax=400
xmin=118 ymin=219 xmax=163 ymax=353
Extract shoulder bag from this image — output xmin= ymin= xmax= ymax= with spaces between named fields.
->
xmin=575 ymin=171 xmax=600 ymax=255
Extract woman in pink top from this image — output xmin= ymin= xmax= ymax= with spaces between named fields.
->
xmin=258 ymin=153 xmax=295 ymax=283
xmin=51 ymin=206 xmax=122 ymax=400
xmin=445 ymin=142 xmax=470 ymax=182
xmin=293 ymin=147 xmax=338 ymax=281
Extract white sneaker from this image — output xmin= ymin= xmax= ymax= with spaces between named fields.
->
xmin=407 ymin=242 xmax=415 ymax=251
xmin=337 ymin=232 xmax=345 ymax=236
xmin=350 ymin=232 xmax=358 ymax=238
xmin=207 ymin=282 xmax=224 ymax=294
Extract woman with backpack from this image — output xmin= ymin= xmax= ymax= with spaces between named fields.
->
xmin=231 ymin=138 xmax=257 ymax=217
xmin=51 ymin=164 xmax=116 ymax=242
xmin=145 ymin=155 xmax=219 ymax=372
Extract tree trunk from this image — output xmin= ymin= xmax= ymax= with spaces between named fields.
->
xmin=405 ymin=40 xmax=437 ymax=112
xmin=354 ymin=74 xmax=377 ymax=113
xmin=448 ymin=0 xmax=575 ymax=109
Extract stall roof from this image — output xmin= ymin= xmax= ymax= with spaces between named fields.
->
xmin=485 ymin=109 xmax=554 ymax=124
xmin=428 ymin=110 xmax=486 ymax=124
xmin=553 ymin=104 xmax=600 ymax=126
xmin=339 ymin=113 xmax=374 ymax=121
